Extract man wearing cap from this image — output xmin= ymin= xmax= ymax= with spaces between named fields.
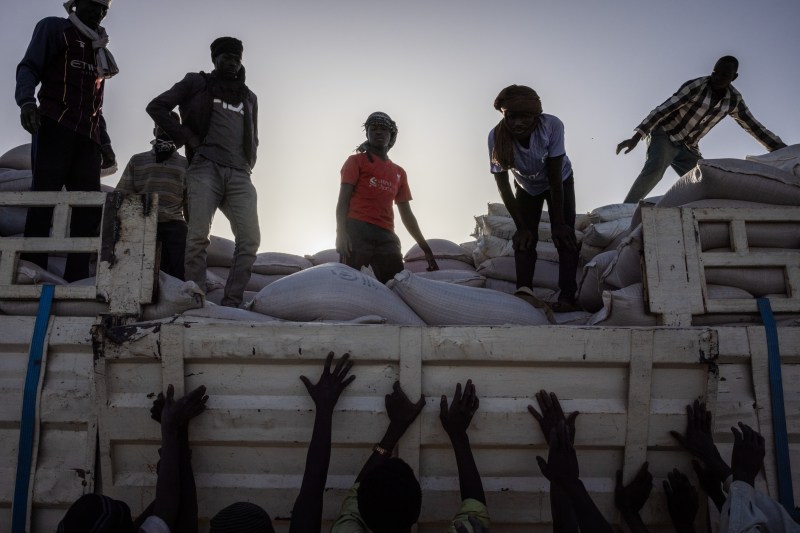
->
xmin=336 ymin=111 xmax=438 ymax=284
xmin=15 ymin=0 xmax=118 ymax=281
xmin=147 ymin=37 xmax=259 ymax=307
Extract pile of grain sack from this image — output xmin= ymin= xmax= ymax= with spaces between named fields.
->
xmin=2 ymin=142 xmax=800 ymax=326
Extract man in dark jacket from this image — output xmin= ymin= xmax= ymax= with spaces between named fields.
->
xmin=147 ymin=36 xmax=260 ymax=307
xmin=16 ymin=0 xmax=118 ymax=281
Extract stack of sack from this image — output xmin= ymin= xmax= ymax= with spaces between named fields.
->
xmin=403 ymin=238 xmax=485 ymax=287
xmin=584 ymin=146 xmax=800 ymax=326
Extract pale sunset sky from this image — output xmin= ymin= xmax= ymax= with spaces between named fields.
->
xmin=2 ymin=0 xmax=798 ymax=255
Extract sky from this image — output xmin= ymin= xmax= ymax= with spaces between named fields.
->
xmin=2 ymin=0 xmax=799 ymax=257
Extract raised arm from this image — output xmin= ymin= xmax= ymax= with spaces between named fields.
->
xmin=397 ymin=201 xmax=438 ymax=272
xmin=440 ymin=380 xmax=485 ymax=504
xmin=615 ymin=463 xmax=653 ymax=533
xmin=356 ymin=381 xmax=425 ymax=483
xmin=290 ymin=352 xmax=356 ymax=533
xmin=146 ymin=74 xmax=201 ymax=150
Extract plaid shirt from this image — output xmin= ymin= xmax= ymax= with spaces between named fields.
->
xmin=635 ymin=76 xmax=783 ymax=153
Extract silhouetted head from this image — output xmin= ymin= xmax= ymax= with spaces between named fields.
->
xmin=710 ymin=56 xmax=738 ymax=92
xmin=57 ymin=494 xmax=133 ymax=533
xmin=209 ymin=502 xmax=274 ymax=533
xmin=210 ymin=37 xmax=244 ymax=80
xmin=66 ymin=0 xmax=110 ymax=29
xmin=357 ymin=458 xmax=421 ymax=533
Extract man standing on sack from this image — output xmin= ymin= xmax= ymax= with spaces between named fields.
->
xmin=16 ymin=0 xmax=118 ymax=281
xmin=147 ymin=36 xmax=260 ymax=307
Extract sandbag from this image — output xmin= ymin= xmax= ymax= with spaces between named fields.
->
xmin=476 ymin=256 xmax=562 ymax=290
xmin=0 ymin=169 xmax=33 ymax=236
xmin=0 ymin=144 xmax=32 ymax=170
xmin=482 ymin=278 xmax=558 ymax=300
xmin=306 ymin=248 xmax=340 ymax=266
xmin=389 ymin=270 xmax=549 ymax=326
xmin=474 ymin=215 xmax=516 ymax=240
xmin=207 ymin=235 xmax=235 ymax=267
xmin=414 ymin=270 xmax=486 ymax=287
xmin=588 ymin=283 xmax=657 ymax=326
xmin=588 ymin=203 xmax=637 ymax=224
xmin=13 ymin=260 xmax=67 ymax=285
xmin=182 ymin=304 xmax=282 ymax=323
xmin=404 ymin=259 xmax=476 ymax=273
xmin=582 ymin=218 xmax=632 ymax=249
xmin=247 ymin=263 xmax=424 ymax=325
xmin=0 ymin=168 xmax=32 ymax=191
xmin=459 ymin=241 xmax=478 ymax=257
xmin=140 ymin=272 xmax=204 ymax=320
xmin=601 ymin=225 xmax=643 ymax=288
xmin=704 ymin=262 xmax=786 ymax=297
xmin=472 ymin=236 xmax=560 ymax=265
xmin=205 ymin=288 xmax=258 ymax=306
xmin=580 ymin=243 xmax=605 ymax=263
xmin=487 ymin=202 xmax=511 ymax=218
xmin=577 ymin=251 xmax=617 ymax=312
xmin=404 ymin=238 xmax=473 ymax=264
xmin=205 ymin=268 xmax=227 ymax=292
xmin=746 ymin=144 xmax=800 ymax=177
xmin=252 ymin=252 xmax=312 ymax=275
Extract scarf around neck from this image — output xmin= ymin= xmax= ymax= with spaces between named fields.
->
xmin=65 ymin=10 xmax=119 ymax=79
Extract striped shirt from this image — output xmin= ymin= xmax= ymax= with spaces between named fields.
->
xmin=116 ymin=150 xmax=187 ymax=223
xmin=635 ymin=76 xmax=783 ymax=153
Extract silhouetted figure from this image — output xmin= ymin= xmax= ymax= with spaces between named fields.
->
xmin=336 ymin=112 xmax=438 ymax=284
xmin=117 ymin=113 xmax=188 ymax=280
xmin=16 ymin=0 xmax=118 ymax=281
xmin=147 ymin=36 xmax=260 ymax=307
xmin=617 ymin=56 xmax=787 ymax=203
xmin=489 ymin=85 xmax=580 ymax=313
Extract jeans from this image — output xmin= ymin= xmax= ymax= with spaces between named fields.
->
xmin=624 ymin=129 xmax=701 ymax=203
xmin=23 ymin=116 xmax=101 ymax=282
xmin=514 ymin=175 xmax=579 ymax=301
xmin=342 ymin=218 xmax=403 ymax=284
xmin=157 ymin=220 xmax=188 ymax=281
xmin=184 ymin=156 xmax=260 ymax=307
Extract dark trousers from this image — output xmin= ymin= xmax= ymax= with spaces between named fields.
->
xmin=342 ymin=218 xmax=404 ymax=284
xmin=23 ymin=116 xmax=101 ymax=282
xmin=514 ymin=175 xmax=579 ymax=300
xmin=158 ymin=220 xmax=188 ymax=280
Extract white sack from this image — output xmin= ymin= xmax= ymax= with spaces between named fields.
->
xmin=251 ymin=252 xmax=312 ymax=275
xmin=582 ymin=218 xmax=632 ymax=249
xmin=13 ymin=260 xmax=67 ymax=285
xmin=476 ymin=256 xmax=562 ymax=290
xmin=588 ymin=203 xmax=637 ymax=224
xmin=601 ymin=225 xmax=643 ymax=288
xmin=404 ymin=238 xmax=474 ymax=264
xmin=746 ymin=144 xmax=800 ymax=177
xmin=414 ymin=270 xmax=486 ymax=287
xmin=404 ymin=259 xmax=476 ymax=273
xmin=0 ymin=145 xmax=32 ymax=170
xmin=389 ymin=270 xmax=549 ymax=326
xmin=207 ymin=235 xmax=235 ymax=267
xmin=577 ymin=251 xmax=617 ymax=312
xmin=588 ymin=283 xmax=657 ymax=326
xmin=140 ymin=272 xmax=204 ymax=320
xmin=0 ymin=169 xmax=33 ymax=236
xmin=205 ymin=288 xmax=258 ymax=306
xmin=306 ymin=248 xmax=340 ymax=266
xmin=248 ymin=263 xmax=424 ymax=325
xmin=182 ymin=304 xmax=282 ymax=323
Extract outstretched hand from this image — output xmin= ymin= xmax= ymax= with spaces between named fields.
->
xmin=386 ymin=380 xmax=426 ymax=434
xmin=300 ymin=351 xmax=356 ymax=414
xmin=615 ymin=462 xmax=653 ymax=517
xmin=616 ymin=136 xmax=640 ymax=155
xmin=528 ymin=389 xmax=578 ymax=444
xmin=730 ymin=422 xmax=765 ymax=486
xmin=440 ymin=379 xmax=480 ymax=438
xmin=536 ymin=421 xmax=580 ymax=486
xmin=158 ymin=384 xmax=208 ymax=434
xmin=663 ymin=469 xmax=698 ymax=532
xmin=669 ymin=400 xmax=730 ymax=482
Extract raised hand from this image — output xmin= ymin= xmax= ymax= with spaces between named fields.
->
xmin=730 ymin=422 xmax=765 ymax=487
xmin=299 ymin=351 xmax=355 ymax=414
xmin=159 ymin=384 xmax=208 ymax=435
xmin=536 ymin=421 xmax=580 ymax=486
xmin=385 ymin=380 xmax=426 ymax=434
xmin=669 ymin=400 xmax=731 ymax=482
xmin=615 ymin=462 xmax=653 ymax=517
xmin=440 ymin=380 xmax=480 ymax=438
xmin=663 ymin=469 xmax=698 ymax=533
xmin=616 ymin=135 xmax=640 ymax=155
xmin=528 ymin=389 xmax=578 ymax=444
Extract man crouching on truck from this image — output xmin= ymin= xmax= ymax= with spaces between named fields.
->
xmin=147 ymin=36 xmax=260 ymax=308
xmin=16 ymin=0 xmax=118 ymax=281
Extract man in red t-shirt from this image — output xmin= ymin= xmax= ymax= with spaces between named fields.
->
xmin=335 ymin=112 xmax=438 ymax=283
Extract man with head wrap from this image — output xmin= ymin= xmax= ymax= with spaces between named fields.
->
xmin=15 ymin=0 xmax=118 ymax=281
xmin=489 ymin=85 xmax=580 ymax=312
xmin=336 ymin=112 xmax=438 ymax=284
xmin=147 ymin=37 xmax=260 ymax=307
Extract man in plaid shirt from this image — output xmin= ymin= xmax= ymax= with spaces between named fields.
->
xmin=617 ymin=56 xmax=786 ymax=203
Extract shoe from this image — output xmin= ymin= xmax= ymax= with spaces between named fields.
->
xmin=514 ymin=287 xmax=556 ymax=324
